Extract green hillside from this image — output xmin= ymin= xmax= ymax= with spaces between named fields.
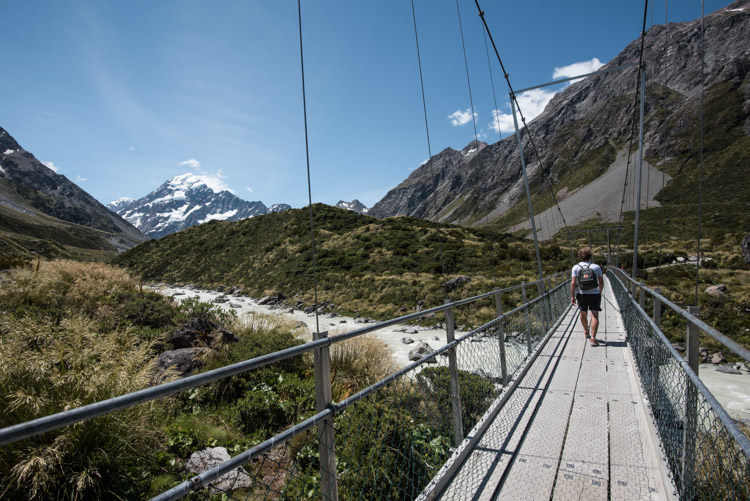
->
xmin=114 ymin=204 xmax=569 ymax=321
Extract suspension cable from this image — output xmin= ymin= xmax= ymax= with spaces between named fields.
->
xmin=297 ymin=0 xmax=320 ymax=334
xmin=411 ymin=0 xmax=447 ymax=284
xmin=472 ymin=0 xmax=570 ymax=243
xmin=615 ymin=0 xmax=650 ymax=267
xmin=657 ymin=0 xmax=669 ymax=286
xmin=481 ymin=28 xmax=501 ymax=228
xmin=455 ymin=0 xmax=479 ymax=143
xmin=695 ymin=0 xmax=705 ymax=304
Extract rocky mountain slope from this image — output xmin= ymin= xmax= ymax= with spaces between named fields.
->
xmin=108 ymin=174 xmax=290 ymax=239
xmin=370 ymin=2 xmax=750 ymax=237
xmin=0 ymin=126 xmax=147 ymax=257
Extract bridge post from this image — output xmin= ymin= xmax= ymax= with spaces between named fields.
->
xmin=494 ymin=289 xmax=508 ymax=385
xmin=682 ymin=306 xmax=700 ymax=498
xmin=444 ymin=299 xmax=464 ymax=446
xmin=313 ymin=331 xmax=338 ymax=501
xmin=653 ymin=288 xmax=662 ymax=327
xmin=521 ymin=284 xmax=532 ymax=355
xmin=639 ymin=283 xmax=646 ymax=310
xmin=607 ymin=229 xmax=611 ymax=266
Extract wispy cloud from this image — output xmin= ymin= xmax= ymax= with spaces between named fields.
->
xmin=75 ymin=174 xmax=87 ymax=183
xmin=448 ymin=108 xmax=477 ymax=127
xmin=246 ymin=187 xmax=253 ymax=193
xmin=129 ymin=146 xmax=135 ymax=151
xmin=42 ymin=161 xmax=59 ymax=173
xmin=489 ymin=58 xmax=605 ymax=135
xmin=178 ymin=158 xmax=201 ymax=169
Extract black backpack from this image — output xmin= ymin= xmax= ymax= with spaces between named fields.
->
xmin=577 ymin=263 xmax=599 ymax=291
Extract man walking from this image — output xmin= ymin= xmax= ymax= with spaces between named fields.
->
xmin=571 ymin=247 xmax=605 ymax=346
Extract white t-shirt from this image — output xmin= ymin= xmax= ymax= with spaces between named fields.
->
xmin=571 ymin=261 xmax=603 ymax=295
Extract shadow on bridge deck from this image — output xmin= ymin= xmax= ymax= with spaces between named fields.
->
xmin=421 ymin=278 xmax=675 ymax=501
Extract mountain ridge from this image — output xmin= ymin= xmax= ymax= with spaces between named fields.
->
xmin=369 ymin=2 xmax=750 ymax=237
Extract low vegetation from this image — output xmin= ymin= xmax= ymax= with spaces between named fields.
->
xmin=114 ymin=204 xmax=570 ymax=326
xmin=0 ymin=260 xmax=484 ymax=500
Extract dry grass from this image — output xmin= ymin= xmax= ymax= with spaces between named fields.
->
xmin=0 ymin=260 xmax=172 ymax=499
xmin=330 ymin=335 xmax=398 ymax=399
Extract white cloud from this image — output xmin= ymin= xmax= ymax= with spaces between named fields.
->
xmin=75 ymin=175 xmax=87 ymax=183
xmin=246 ymin=187 xmax=253 ymax=193
xmin=178 ymin=158 xmax=201 ymax=169
xmin=553 ymin=58 xmax=604 ymax=82
xmin=42 ymin=161 xmax=59 ymax=173
xmin=489 ymin=58 xmax=605 ymax=135
xmin=489 ymin=88 xmax=557 ymax=134
xmin=129 ymin=146 xmax=135 ymax=151
xmin=448 ymin=108 xmax=477 ymax=127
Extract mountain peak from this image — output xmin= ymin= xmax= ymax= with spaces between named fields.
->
xmin=165 ymin=172 xmax=234 ymax=195
xmin=335 ymin=199 xmax=369 ymax=214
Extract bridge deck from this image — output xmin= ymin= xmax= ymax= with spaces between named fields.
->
xmin=429 ymin=278 xmax=674 ymax=500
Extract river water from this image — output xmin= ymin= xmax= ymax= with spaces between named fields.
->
xmin=155 ymin=285 xmax=750 ymax=423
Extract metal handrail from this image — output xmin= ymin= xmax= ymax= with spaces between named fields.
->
xmin=609 ymin=266 xmax=750 ymax=363
xmin=0 ymin=274 xmax=563 ymax=446
xmin=153 ymin=279 xmax=571 ymax=501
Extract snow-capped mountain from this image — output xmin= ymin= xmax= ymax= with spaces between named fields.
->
xmin=335 ymin=199 xmax=369 ymax=215
xmin=109 ymin=173 xmax=287 ymax=239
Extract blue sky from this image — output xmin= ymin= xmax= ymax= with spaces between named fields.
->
xmin=0 ymin=0 xmax=732 ymax=209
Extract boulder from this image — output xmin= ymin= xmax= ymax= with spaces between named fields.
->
xmin=711 ymin=352 xmax=727 ymax=364
xmin=171 ymin=318 xmax=238 ymax=349
xmin=443 ymin=276 xmax=471 ymax=293
xmin=186 ymin=447 xmax=253 ymax=491
xmin=408 ymin=342 xmax=434 ymax=361
xmin=741 ymin=233 xmax=750 ymax=264
xmin=704 ymin=284 xmax=727 ymax=297
xmin=402 ymin=337 xmax=415 ymax=345
xmin=155 ymin=347 xmax=211 ymax=379
xmin=716 ymin=365 xmax=742 ymax=375
xmin=171 ymin=329 xmax=207 ymax=349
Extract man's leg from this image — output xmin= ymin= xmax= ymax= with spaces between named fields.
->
xmin=590 ymin=310 xmax=600 ymax=340
xmin=579 ymin=309 xmax=589 ymax=336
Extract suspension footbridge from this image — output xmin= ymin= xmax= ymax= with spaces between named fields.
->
xmin=2 ymin=1 xmax=749 ymax=499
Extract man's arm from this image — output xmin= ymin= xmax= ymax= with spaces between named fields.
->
xmin=598 ymin=276 xmax=604 ymax=294
xmin=571 ymin=277 xmax=577 ymax=304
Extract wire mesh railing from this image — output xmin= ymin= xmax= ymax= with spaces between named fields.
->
xmin=607 ymin=268 xmax=750 ymax=500
xmin=153 ymin=279 xmax=570 ymax=500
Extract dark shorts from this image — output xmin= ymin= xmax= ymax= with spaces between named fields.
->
xmin=577 ymin=293 xmax=601 ymax=312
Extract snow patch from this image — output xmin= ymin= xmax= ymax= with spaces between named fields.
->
xmin=0 ymin=165 xmax=6 ymax=175
xmin=169 ymin=172 xmax=233 ymax=194
xmin=200 ymin=210 xmax=238 ymax=224
xmin=727 ymin=8 xmax=745 ymax=12
xmin=3 ymin=149 xmax=14 ymax=155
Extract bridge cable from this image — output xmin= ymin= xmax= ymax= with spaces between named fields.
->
xmin=615 ymin=0 xmax=650 ymax=269
xmin=695 ymin=0 xmax=705 ymax=304
xmin=410 ymin=0 xmax=447 ymax=285
xmin=472 ymin=0 xmax=572 ymax=269
xmin=454 ymin=0 xmax=490 ymax=230
xmin=482 ymin=28 xmax=502 ymax=231
xmin=656 ymin=0 xmax=670 ymax=286
xmin=455 ymin=0 xmax=480 ymax=144
xmin=297 ymin=0 xmax=320 ymax=334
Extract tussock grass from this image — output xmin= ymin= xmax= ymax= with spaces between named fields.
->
xmin=0 ymin=313 xmax=171 ymax=499
xmin=330 ymin=335 xmax=397 ymax=399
